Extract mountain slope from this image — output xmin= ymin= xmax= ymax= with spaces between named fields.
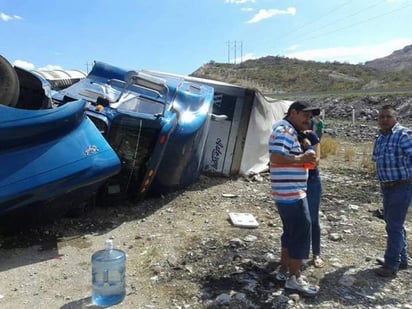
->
xmin=190 ymin=46 xmax=412 ymax=94
xmin=365 ymin=44 xmax=412 ymax=72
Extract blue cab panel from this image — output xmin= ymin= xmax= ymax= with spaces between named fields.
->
xmin=0 ymin=55 xmax=121 ymax=221
xmin=53 ymin=61 xmax=214 ymax=200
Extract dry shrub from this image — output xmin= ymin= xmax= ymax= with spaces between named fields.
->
xmin=360 ymin=143 xmax=376 ymax=173
xmin=137 ymin=247 xmax=160 ymax=270
xmin=344 ymin=146 xmax=355 ymax=161
xmin=320 ymin=136 xmax=339 ymax=158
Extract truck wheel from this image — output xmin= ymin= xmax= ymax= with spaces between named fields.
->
xmin=0 ymin=55 xmax=19 ymax=107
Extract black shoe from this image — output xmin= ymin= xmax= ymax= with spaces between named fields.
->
xmin=376 ymin=257 xmax=408 ymax=270
xmin=374 ymin=266 xmax=397 ymax=277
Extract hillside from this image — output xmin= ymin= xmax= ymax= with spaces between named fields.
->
xmin=365 ymin=44 xmax=412 ymax=72
xmin=190 ymin=45 xmax=412 ymax=95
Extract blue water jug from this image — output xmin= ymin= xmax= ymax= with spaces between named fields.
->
xmin=91 ymin=239 xmax=126 ymax=306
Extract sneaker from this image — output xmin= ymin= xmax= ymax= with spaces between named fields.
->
xmin=285 ymin=275 xmax=319 ymax=297
xmin=274 ymin=266 xmax=288 ymax=281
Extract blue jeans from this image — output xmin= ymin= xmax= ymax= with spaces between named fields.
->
xmin=307 ymin=172 xmax=322 ymax=257
xmin=382 ymin=182 xmax=412 ymax=270
xmin=276 ymin=198 xmax=311 ymax=260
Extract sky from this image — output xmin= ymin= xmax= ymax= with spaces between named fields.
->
xmin=1 ymin=0 xmax=411 ymax=75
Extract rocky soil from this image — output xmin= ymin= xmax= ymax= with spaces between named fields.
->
xmin=307 ymin=94 xmax=412 ymax=141
xmin=1 ymin=96 xmax=412 ymax=309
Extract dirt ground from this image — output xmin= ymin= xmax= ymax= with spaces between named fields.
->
xmin=1 ymin=123 xmax=412 ymax=308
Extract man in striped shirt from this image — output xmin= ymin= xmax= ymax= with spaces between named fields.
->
xmin=269 ymin=101 xmax=320 ymax=296
xmin=372 ymin=105 xmax=412 ymax=277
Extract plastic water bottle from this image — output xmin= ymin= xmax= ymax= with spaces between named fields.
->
xmin=92 ymin=239 xmax=126 ymax=306
xmin=303 ymin=146 xmax=316 ymax=170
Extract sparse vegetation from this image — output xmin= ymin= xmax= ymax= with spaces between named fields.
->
xmin=343 ymin=146 xmax=355 ymax=162
xmin=320 ymin=136 xmax=339 ymax=158
xmin=191 ymin=55 xmax=412 ymax=96
xmin=321 ymin=134 xmax=376 ymax=174
xmin=137 ymin=246 xmax=161 ymax=270
xmin=360 ymin=143 xmax=376 ymax=173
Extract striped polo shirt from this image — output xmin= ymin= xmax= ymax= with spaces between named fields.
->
xmin=372 ymin=123 xmax=412 ymax=182
xmin=269 ymin=119 xmax=308 ymax=204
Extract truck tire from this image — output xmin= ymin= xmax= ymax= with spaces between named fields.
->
xmin=0 ymin=55 xmax=19 ymax=107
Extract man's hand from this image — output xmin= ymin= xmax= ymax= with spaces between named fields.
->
xmin=300 ymin=150 xmax=317 ymax=166
xmin=270 ymin=151 xmax=316 ymax=165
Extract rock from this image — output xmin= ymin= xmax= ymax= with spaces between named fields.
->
xmin=348 ymin=204 xmax=360 ymax=211
xmin=329 ymin=233 xmax=342 ymax=241
xmin=215 ymin=293 xmax=231 ymax=305
xmin=243 ymin=235 xmax=258 ymax=242
xmin=222 ymin=193 xmax=238 ymax=198
xmin=230 ymin=238 xmax=244 ymax=247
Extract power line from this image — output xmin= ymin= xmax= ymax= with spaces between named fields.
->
xmin=290 ymin=2 xmax=412 ymax=45
xmin=283 ymin=0 xmax=385 ymax=44
xmin=280 ymin=1 xmax=354 ymax=39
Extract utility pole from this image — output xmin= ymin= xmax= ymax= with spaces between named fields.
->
xmin=226 ymin=41 xmax=243 ymax=64
xmin=226 ymin=41 xmax=231 ymax=64
xmin=240 ymin=41 xmax=243 ymax=63
xmin=234 ymin=41 xmax=237 ymax=64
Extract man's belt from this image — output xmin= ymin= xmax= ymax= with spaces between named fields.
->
xmin=380 ymin=179 xmax=412 ymax=189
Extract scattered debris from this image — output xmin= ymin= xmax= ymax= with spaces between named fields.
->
xmin=229 ymin=213 xmax=259 ymax=228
